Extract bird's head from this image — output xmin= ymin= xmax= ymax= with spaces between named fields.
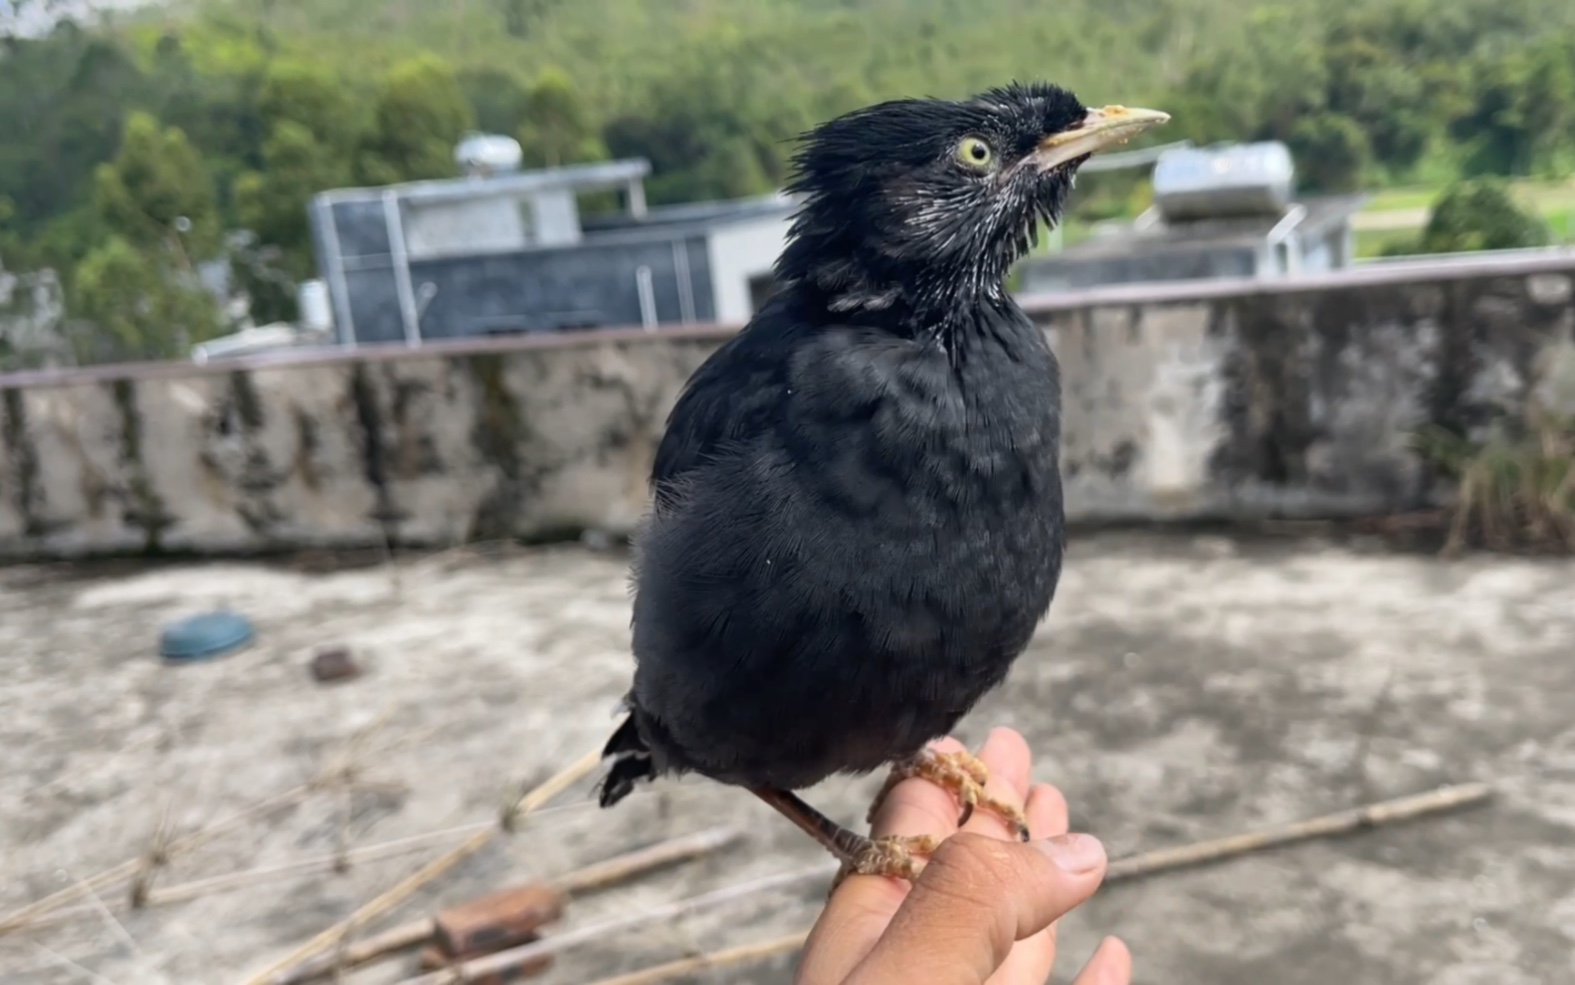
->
xmin=776 ymin=82 xmax=1168 ymax=316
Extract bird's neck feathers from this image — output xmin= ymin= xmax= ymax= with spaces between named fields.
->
xmin=772 ymin=193 xmax=1045 ymax=341
xmin=774 ymin=211 xmax=1020 ymax=326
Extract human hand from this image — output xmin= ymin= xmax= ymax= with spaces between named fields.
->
xmin=795 ymin=727 xmax=1129 ymax=985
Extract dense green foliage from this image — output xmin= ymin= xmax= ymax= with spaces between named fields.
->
xmin=2 ymin=0 xmax=1574 ymax=364
xmin=1420 ymin=179 xmax=1552 ymax=253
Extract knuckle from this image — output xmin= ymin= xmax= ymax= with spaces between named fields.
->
xmin=938 ymin=832 xmax=1018 ymax=871
xmin=926 ymin=833 xmax=1022 ymax=901
xmin=913 ymin=834 xmax=1025 ymax=958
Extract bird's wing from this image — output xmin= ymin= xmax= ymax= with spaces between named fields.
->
xmin=650 ymin=308 xmax=801 ymax=504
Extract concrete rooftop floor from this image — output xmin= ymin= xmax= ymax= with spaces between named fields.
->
xmin=2 ymin=531 xmax=1574 ymax=985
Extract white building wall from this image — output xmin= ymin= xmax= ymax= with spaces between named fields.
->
xmin=531 ymin=190 xmax=583 ymax=247
xmin=705 ymin=214 xmax=792 ymax=324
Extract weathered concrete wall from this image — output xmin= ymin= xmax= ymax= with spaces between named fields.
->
xmin=1038 ymin=253 xmax=1575 ymax=522
xmin=3 ymin=252 xmax=1574 ymax=560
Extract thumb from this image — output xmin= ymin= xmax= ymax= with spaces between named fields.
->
xmin=843 ymin=831 xmax=1108 ymax=985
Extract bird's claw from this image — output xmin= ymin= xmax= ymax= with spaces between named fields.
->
xmin=868 ymin=748 xmax=1031 ymax=842
xmin=830 ymin=834 xmax=940 ymax=891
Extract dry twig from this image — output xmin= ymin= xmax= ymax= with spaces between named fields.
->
xmin=246 ymin=748 xmax=604 ymax=985
xmin=5 ymin=713 xmax=411 ymax=935
xmin=391 ymin=866 xmax=833 ymax=985
xmin=581 ymin=932 xmax=810 ymax=985
xmin=562 ymin=781 xmax=1493 ymax=985
xmin=4 ymin=823 xmax=498 ymax=935
xmin=150 ymin=838 xmax=443 ymax=906
xmin=274 ymin=825 xmax=744 ymax=984
xmin=0 ymin=781 xmax=320 ymax=936
xmin=1104 ymin=781 xmax=1491 ymax=881
xmin=550 ymin=825 xmax=741 ymax=895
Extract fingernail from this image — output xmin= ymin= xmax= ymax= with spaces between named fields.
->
xmin=1036 ymin=833 xmax=1106 ymax=874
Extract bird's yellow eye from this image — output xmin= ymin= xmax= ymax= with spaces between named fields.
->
xmin=956 ymin=136 xmax=995 ymax=170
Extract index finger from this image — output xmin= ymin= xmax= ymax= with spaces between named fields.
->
xmin=796 ymin=733 xmax=1034 ymax=983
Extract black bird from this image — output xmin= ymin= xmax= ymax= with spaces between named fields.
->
xmin=598 ymin=83 xmax=1168 ymax=879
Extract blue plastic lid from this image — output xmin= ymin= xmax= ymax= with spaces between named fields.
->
xmin=159 ymin=611 xmax=255 ymax=662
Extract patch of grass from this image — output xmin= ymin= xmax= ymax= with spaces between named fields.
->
xmin=1515 ymin=178 xmax=1575 ymax=213
xmin=1365 ymin=188 xmax=1439 ymax=212
xmin=1415 ymin=417 xmax=1575 ymax=556
xmin=1354 ymin=228 xmax=1419 ymax=258
xmin=1357 ymin=177 xmax=1575 ymax=252
xmin=1544 ymin=207 xmax=1575 ymax=243
xmin=1367 ymin=178 xmax=1575 ymax=215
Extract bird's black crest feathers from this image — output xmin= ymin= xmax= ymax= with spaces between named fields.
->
xmin=775 ymin=81 xmax=1090 ymax=315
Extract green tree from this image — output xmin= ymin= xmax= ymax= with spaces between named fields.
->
xmin=1454 ymin=53 xmax=1536 ymax=176
xmin=257 ymin=59 xmax=361 ymax=150
xmin=517 ymin=68 xmax=607 ymax=168
xmin=1449 ymin=36 xmax=1575 ymax=178
xmin=227 ymin=60 xmax=366 ymax=322
xmin=1167 ymin=10 xmax=1326 ymax=148
xmin=1322 ymin=36 xmax=1433 ymax=174
xmin=1512 ymin=40 xmax=1575 ymax=175
xmin=458 ymin=66 xmax=532 ymax=136
xmin=234 ymin=121 xmax=349 ymax=262
xmin=1420 ymin=178 xmax=1551 ymax=254
xmin=0 ymin=30 xmax=148 ymax=237
xmin=8 ymin=0 xmax=1575 ymax=337
xmin=358 ymin=54 xmax=473 ymax=184
xmin=236 ymin=61 xmax=365 ymax=247
xmin=601 ymin=33 xmax=812 ymax=204
xmin=71 ymin=235 xmax=220 ymax=360
xmin=497 ymin=0 xmax=561 ymax=39
xmin=1288 ymin=112 xmax=1372 ymax=192
xmin=92 ymin=111 xmax=221 ymax=261
xmin=74 ymin=111 xmax=226 ymax=361
xmin=143 ymin=30 xmax=268 ymax=211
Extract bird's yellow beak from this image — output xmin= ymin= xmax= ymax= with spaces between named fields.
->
xmin=1033 ymin=105 xmax=1170 ymax=172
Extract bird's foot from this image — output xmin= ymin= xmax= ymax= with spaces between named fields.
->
xmin=830 ymin=834 xmax=941 ymax=891
xmin=868 ymin=747 xmax=1031 ymax=842
xmin=750 ymin=786 xmax=940 ymax=894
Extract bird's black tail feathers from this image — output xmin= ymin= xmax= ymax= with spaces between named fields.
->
xmin=597 ymin=712 xmax=655 ymax=808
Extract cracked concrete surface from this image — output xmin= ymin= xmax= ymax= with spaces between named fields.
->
xmin=3 ymin=532 xmax=1574 ymax=984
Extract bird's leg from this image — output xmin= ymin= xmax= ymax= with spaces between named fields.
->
xmin=866 ymin=746 xmax=1031 ymax=842
xmin=750 ymin=786 xmax=939 ymax=888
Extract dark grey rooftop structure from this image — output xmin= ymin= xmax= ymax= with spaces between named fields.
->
xmin=1019 ymin=141 xmax=1370 ymax=293
xmin=308 ymin=156 xmax=796 ymax=347
xmin=1020 ymin=194 xmax=1371 ymax=293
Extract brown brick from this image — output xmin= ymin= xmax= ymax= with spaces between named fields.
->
xmin=433 ymin=884 xmax=564 ymax=958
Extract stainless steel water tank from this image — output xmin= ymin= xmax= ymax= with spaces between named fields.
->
xmin=454 ymin=132 xmax=524 ymax=176
xmin=1152 ymin=142 xmax=1294 ymax=221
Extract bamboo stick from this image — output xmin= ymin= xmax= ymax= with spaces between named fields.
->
xmin=245 ymin=749 xmax=603 ymax=985
xmin=1105 ymin=781 xmax=1492 ymax=881
xmin=273 ymin=825 xmax=744 ymax=984
xmin=531 ymin=781 xmax=1495 ymax=985
xmin=580 ymin=932 xmax=810 ymax=985
xmin=392 ymin=866 xmax=833 ymax=985
xmin=280 ymin=778 xmax=1494 ymax=985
